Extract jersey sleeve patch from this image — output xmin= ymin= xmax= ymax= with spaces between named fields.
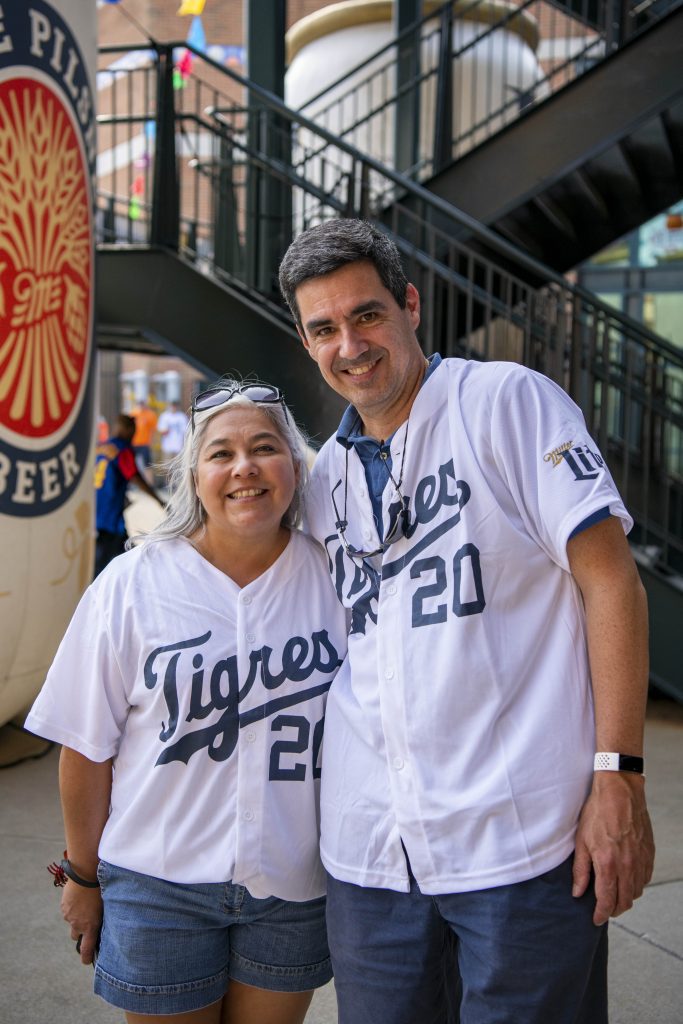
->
xmin=543 ymin=439 xmax=605 ymax=481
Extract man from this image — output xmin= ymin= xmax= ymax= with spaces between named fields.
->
xmin=94 ymin=414 xmax=164 ymax=577
xmin=278 ymin=220 xmax=654 ymax=1024
xmin=157 ymin=400 xmax=189 ymax=466
xmin=130 ymin=397 xmax=158 ymax=482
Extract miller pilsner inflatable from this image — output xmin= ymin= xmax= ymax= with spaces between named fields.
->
xmin=0 ymin=0 xmax=96 ymax=725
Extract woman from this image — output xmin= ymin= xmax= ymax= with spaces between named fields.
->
xmin=26 ymin=380 xmax=348 ymax=1024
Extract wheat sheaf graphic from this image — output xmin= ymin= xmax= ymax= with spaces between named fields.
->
xmin=0 ymin=82 xmax=90 ymax=434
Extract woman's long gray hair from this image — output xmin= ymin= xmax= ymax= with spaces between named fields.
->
xmin=137 ymin=378 xmax=310 ymax=547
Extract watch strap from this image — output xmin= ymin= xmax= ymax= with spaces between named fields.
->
xmin=594 ymin=752 xmax=644 ymax=775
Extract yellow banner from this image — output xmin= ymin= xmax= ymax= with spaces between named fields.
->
xmin=177 ymin=0 xmax=206 ymax=15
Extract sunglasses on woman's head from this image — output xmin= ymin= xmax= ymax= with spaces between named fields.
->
xmin=191 ymin=384 xmax=287 ymax=432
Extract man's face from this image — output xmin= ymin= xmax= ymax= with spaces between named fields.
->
xmin=295 ymin=261 xmax=424 ymax=436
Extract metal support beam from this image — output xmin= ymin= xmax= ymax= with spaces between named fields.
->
xmin=433 ymin=2 xmax=454 ymax=173
xmin=244 ymin=0 xmax=291 ymax=296
xmin=394 ymin=0 xmax=421 ymax=174
xmin=213 ymin=134 xmax=243 ymax=278
xmin=151 ymin=46 xmax=179 ymax=250
xmin=245 ymin=0 xmax=286 ymax=97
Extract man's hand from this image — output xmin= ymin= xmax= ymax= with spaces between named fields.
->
xmin=572 ymin=771 xmax=654 ymax=925
xmin=567 ymin=517 xmax=653 ymax=925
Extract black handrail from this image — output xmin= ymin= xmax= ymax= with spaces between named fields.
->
xmin=95 ymin=39 xmax=682 ymax=360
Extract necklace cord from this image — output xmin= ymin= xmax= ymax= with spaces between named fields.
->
xmin=343 ymin=418 xmax=410 ymax=545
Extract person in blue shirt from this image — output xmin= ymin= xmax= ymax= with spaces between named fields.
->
xmin=94 ymin=414 xmax=164 ymax=577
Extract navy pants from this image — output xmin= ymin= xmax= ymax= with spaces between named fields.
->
xmin=326 ymin=854 xmax=607 ymax=1024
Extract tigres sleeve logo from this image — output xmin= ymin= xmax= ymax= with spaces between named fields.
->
xmin=0 ymin=1 xmax=95 ymax=516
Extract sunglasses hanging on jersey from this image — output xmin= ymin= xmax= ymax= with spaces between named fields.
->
xmin=331 ymin=420 xmax=411 ymax=564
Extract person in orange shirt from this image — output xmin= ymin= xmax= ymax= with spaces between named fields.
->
xmin=131 ymin=398 xmax=158 ymax=482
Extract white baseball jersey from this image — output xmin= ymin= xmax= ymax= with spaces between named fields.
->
xmin=25 ymin=531 xmax=347 ymax=900
xmin=305 ymin=358 xmax=632 ymax=895
xmin=157 ymin=408 xmax=189 ymax=455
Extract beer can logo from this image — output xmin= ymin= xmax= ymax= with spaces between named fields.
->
xmin=0 ymin=1 xmax=95 ymax=517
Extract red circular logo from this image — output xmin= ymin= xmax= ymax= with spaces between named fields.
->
xmin=0 ymin=77 xmax=92 ymax=440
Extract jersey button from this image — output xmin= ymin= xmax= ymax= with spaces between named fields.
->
xmin=386 ymin=584 xmax=397 ymax=596
xmin=243 ymin=810 xmax=254 ymax=822
xmin=246 ymin=633 xmax=256 ymax=644
xmin=245 ymin=731 xmax=256 ymax=743
xmin=384 ymin=667 xmax=395 ymax=679
xmin=392 ymin=757 xmax=405 ymax=771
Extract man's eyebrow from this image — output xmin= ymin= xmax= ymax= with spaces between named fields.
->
xmin=304 ymin=299 xmax=388 ymax=333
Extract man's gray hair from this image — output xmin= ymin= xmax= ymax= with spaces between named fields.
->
xmin=134 ymin=378 xmax=310 ymax=548
xmin=278 ymin=219 xmax=408 ymax=329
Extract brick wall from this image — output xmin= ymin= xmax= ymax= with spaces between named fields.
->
xmin=98 ymin=0 xmax=341 ymax=48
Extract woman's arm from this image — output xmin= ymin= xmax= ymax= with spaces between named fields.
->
xmin=58 ymin=747 xmax=113 ymax=964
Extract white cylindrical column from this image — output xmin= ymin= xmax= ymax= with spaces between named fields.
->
xmin=286 ymin=0 xmax=543 ymax=172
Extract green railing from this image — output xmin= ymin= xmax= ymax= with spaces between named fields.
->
xmin=95 ymin=41 xmax=683 ymax=575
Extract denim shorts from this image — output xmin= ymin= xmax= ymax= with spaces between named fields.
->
xmin=93 ymin=860 xmax=331 ymax=1015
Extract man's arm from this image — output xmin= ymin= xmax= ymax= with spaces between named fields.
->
xmin=117 ymin=447 xmax=165 ymax=507
xmin=58 ymin=747 xmax=113 ymax=964
xmin=132 ymin=470 xmax=165 ymax=506
xmin=567 ymin=515 xmax=655 ymax=925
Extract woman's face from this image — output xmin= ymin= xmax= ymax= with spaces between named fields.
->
xmin=194 ymin=406 xmax=297 ymax=542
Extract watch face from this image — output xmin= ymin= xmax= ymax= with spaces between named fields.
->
xmin=618 ymin=754 xmax=644 ymax=773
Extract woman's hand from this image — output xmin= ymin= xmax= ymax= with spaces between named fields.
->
xmin=61 ymin=880 xmax=103 ymax=965
xmin=58 ymin=748 xmax=112 ymax=966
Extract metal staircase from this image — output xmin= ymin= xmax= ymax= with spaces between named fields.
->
xmin=95 ymin=39 xmax=683 ymax=697
xmin=295 ymin=0 xmax=683 ymax=269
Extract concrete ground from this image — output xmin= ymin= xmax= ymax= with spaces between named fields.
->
xmin=1 ymin=491 xmax=680 ymax=1023
xmin=2 ymin=701 xmax=680 ymax=1023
